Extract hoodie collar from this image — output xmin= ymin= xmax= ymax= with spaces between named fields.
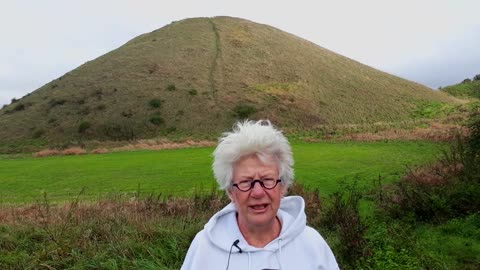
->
xmin=204 ymin=196 xmax=306 ymax=252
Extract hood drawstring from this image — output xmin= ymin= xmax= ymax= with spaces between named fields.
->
xmin=275 ymin=238 xmax=283 ymax=269
xmin=226 ymin=240 xmax=242 ymax=270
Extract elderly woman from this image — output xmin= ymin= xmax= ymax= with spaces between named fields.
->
xmin=181 ymin=120 xmax=338 ymax=270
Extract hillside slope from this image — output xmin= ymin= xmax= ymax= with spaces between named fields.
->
xmin=0 ymin=16 xmax=456 ymax=144
xmin=441 ymin=80 xmax=480 ymax=99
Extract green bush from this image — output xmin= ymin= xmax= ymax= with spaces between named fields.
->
xmin=233 ymin=104 xmax=257 ymax=119
xmin=188 ymin=89 xmax=197 ymax=96
xmin=101 ymin=122 xmax=136 ymax=141
xmin=13 ymin=103 xmax=25 ymax=112
xmin=319 ymin=180 xmax=368 ymax=268
xmin=359 ymin=222 xmax=423 ymax=269
xmin=78 ymin=121 xmax=91 ymax=133
xmin=166 ymin=84 xmax=176 ymax=91
xmin=149 ymin=99 xmax=163 ymax=108
xmin=149 ymin=115 xmax=164 ymax=126
xmin=32 ymin=129 xmax=44 ymax=139
xmin=48 ymin=99 xmax=66 ymax=108
xmin=375 ymin=111 xmax=480 ymax=222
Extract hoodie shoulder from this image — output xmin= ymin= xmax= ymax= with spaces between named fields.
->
xmin=299 ymin=226 xmax=339 ymax=269
xmin=181 ymin=229 xmax=204 ymax=270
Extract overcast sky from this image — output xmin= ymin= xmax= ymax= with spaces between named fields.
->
xmin=1 ymin=0 xmax=479 ymax=106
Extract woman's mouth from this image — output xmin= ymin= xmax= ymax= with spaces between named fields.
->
xmin=249 ymin=204 xmax=268 ymax=213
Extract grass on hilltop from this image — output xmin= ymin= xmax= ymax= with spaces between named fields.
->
xmin=441 ymin=80 xmax=480 ymax=100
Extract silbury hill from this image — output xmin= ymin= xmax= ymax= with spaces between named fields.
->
xmin=0 ymin=16 xmax=457 ymax=144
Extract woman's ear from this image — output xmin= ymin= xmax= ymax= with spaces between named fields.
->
xmin=280 ymin=184 xmax=287 ymax=197
xmin=227 ymin=189 xmax=235 ymax=202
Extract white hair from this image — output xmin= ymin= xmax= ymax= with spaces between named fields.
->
xmin=212 ymin=120 xmax=294 ymax=190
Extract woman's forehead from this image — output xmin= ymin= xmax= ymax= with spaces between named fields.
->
xmin=233 ymin=154 xmax=278 ymax=175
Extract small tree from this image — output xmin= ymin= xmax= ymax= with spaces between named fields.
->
xmin=188 ymin=89 xmax=198 ymax=96
xmin=78 ymin=121 xmax=91 ymax=133
xmin=149 ymin=99 xmax=162 ymax=108
xmin=233 ymin=104 xmax=257 ymax=119
xmin=149 ymin=115 xmax=164 ymax=125
xmin=473 ymin=74 xmax=480 ymax=81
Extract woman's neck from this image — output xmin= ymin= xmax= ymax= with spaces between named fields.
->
xmin=237 ymin=215 xmax=282 ymax=248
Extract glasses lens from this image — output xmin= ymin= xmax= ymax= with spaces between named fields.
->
xmin=234 ymin=179 xmax=281 ymax=191
xmin=262 ymin=179 xmax=276 ymax=188
xmin=238 ymin=181 xmax=251 ymax=191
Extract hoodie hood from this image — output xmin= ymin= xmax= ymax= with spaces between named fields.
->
xmin=204 ymin=196 xmax=306 ymax=253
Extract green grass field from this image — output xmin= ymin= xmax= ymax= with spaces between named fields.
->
xmin=0 ymin=141 xmax=443 ymax=203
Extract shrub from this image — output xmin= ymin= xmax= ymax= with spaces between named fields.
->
xmin=32 ymin=129 xmax=44 ymax=139
xmin=11 ymin=98 xmax=18 ymax=103
xmin=165 ymin=126 xmax=177 ymax=133
xmin=101 ymin=122 xmax=136 ymax=141
xmin=166 ymin=84 xmax=176 ymax=91
xmin=374 ymin=112 xmax=480 ymax=222
xmin=121 ymin=110 xmax=133 ymax=118
xmin=48 ymin=99 xmax=66 ymax=108
xmin=320 ymin=180 xmax=369 ymax=267
xmin=149 ymin=99 xmax=163 ymax=108
xmin=188 ymin=89 xmax=197 ymax=96
xmin=462 ymin=78 xmax=472 ymax=84
xmin=233 ymin=104 xmax=257 ymax=119
xmin=13 ymin=103 xmax=25 ymax=111
xmin=473 ymin=74 xmax=480 ymax=81
xmin=149 ymin=115 xmax=164 ymax=125
xmin=78 ymin=121 xmax=91 ymax=133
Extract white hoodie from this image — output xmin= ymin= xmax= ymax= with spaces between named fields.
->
xmin=181 ymin=196 xmax=339 ymax=270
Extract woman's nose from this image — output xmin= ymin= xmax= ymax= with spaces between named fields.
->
xmin=250 ymin=180 xmax=266 ymax=197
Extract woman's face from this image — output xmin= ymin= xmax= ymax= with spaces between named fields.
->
xmin=229 ymin=154 xmax=286 ymax=231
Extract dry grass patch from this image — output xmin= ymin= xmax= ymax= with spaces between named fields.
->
xmin=61 ymin=147 xmax=87 ymax=155
xmin=112 ymin=139 xmax=215 ymax=152
xmin=33 ymin=147 xmax=87 ymax=157
xmin=337 ymin=123 xmax=468 ymax=142
xmin=33 ymin=149 xmax=62 ymax=157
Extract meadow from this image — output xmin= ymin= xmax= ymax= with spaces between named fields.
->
xmin=0 ymin=136 xmax=478 ymax=269
xmin=0 ymin=141 xmax=443 ymax=203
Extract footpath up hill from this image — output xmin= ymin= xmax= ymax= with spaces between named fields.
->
xmin=0 ymin=16 xmax=456 ymax=144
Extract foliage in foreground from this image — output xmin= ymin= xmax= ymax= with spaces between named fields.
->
xmin=1 ymin=111 xmax=479 ymax=269
xmin=0 ymin=191 xmax=229 ymax=269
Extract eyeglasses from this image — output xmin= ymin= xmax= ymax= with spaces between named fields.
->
xmin=232 ymin=179 xmax=282 ymax=192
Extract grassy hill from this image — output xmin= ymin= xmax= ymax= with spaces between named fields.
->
xmin=0 ymin=16 xmax=456 ymax=146
xmin=441 ymin=79 xmax=480 ymax=99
